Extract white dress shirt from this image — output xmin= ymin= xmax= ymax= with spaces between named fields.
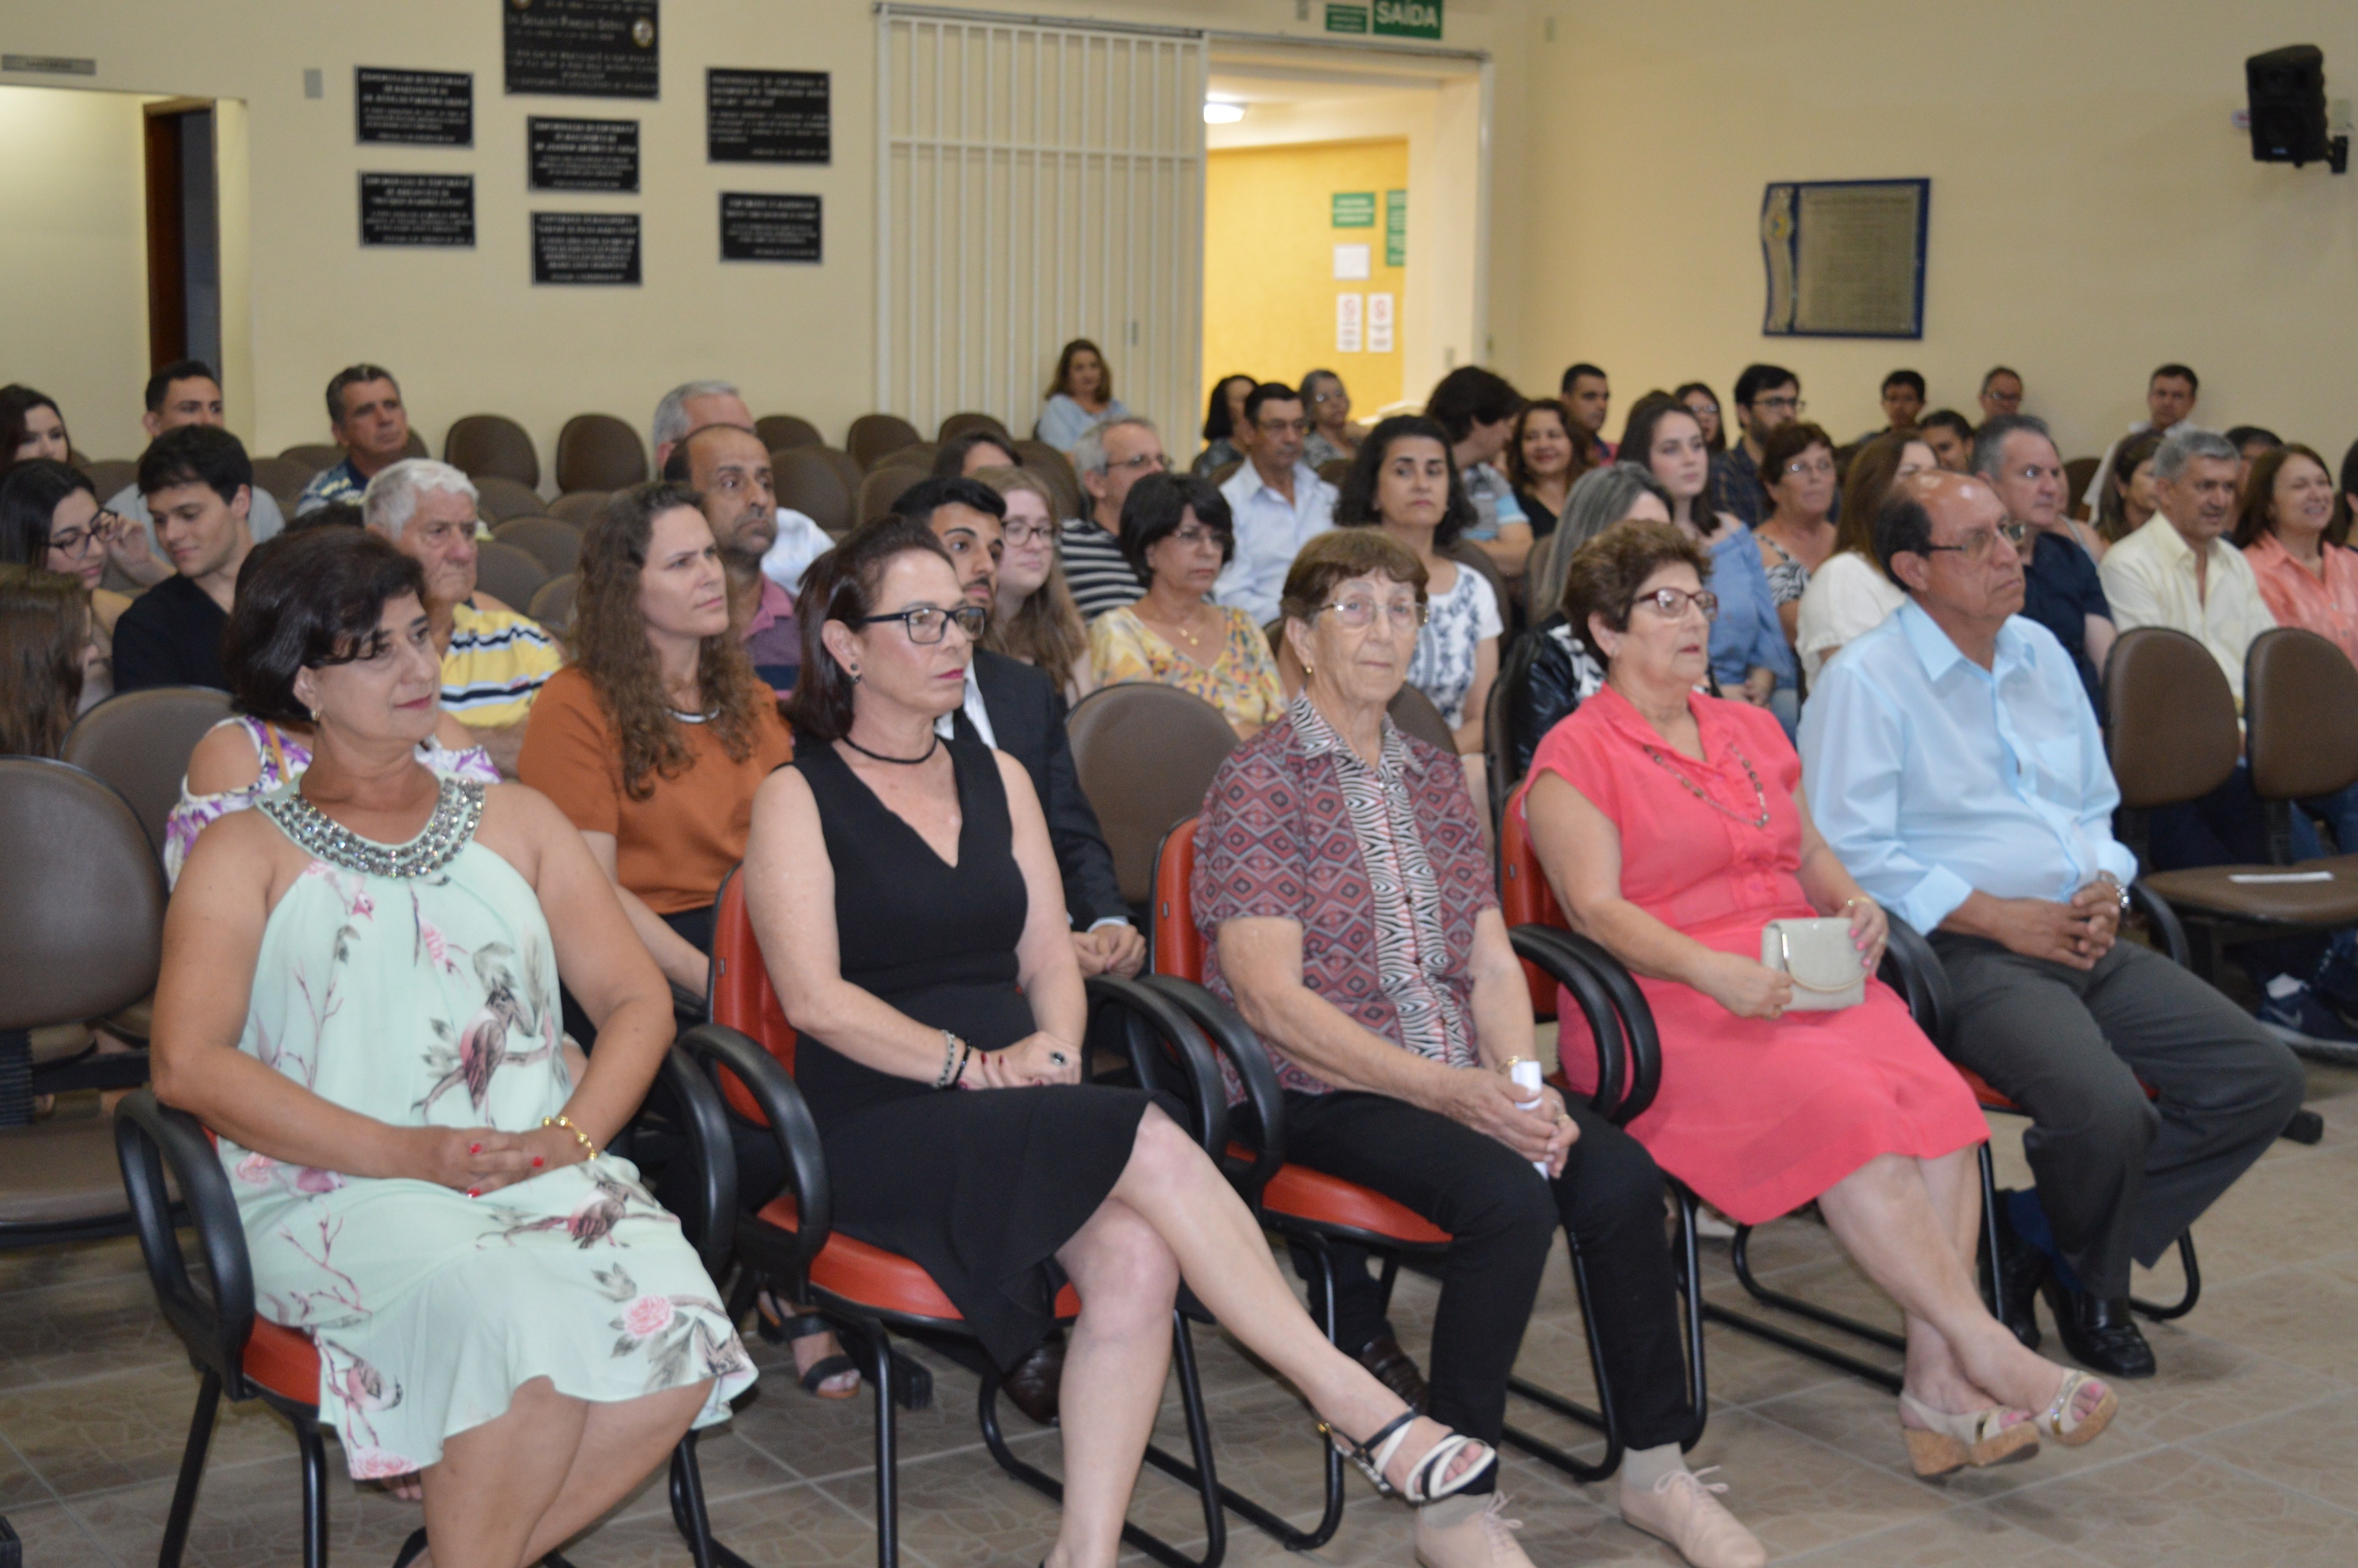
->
xmin=1214 ymin=461 xmax=1336 ymax=626
xmin=759 ymin=507 xmax=827 ymax=595
xmin=2097 ymin=514 xmax=2278 ymax=708
xmin=1798 ymin=599 xmax=2138 ymax=936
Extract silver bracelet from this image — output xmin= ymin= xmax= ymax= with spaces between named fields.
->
xmin=933 ymin=1029 xmax=967 ymax=1089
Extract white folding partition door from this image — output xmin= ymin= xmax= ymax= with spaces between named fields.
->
xmin=877 ymin=6 xmax=1206 ymax=444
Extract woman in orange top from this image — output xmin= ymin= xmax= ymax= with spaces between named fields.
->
xmin=2236 ymin=443 xmax=2358 ymax=666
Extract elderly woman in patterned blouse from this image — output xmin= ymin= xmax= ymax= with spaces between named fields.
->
xmin=1196 ymin=528 xmax=1765 ymax=1568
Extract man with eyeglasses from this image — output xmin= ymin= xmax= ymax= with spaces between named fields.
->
xmin=1802 ymin=470 xmax=2304 ymax=1383
xmin=103 ymin=359 xmax=286 ymax=586
xmin=1710 ymin=364 xmax=1802 ymax=530
xmin=666 ymin=422 xmax=797 ymax=690
xmin=1979 ymin=367 xmax=2025 ymax=425
xmin=1216 ymin=382 xmax=1337 ymax=625
xmin=1064 ymin=416 xmax=1165 ymax=620
xmin=1972 ymin=414 xmax=2114 ymax=719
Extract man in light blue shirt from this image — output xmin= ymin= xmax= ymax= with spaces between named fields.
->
xmin=1801 ymin=472 xmax=2301 ymax=1384
xmin=1215 ymin=382 xmax=1334 ymax=625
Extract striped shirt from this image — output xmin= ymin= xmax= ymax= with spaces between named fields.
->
xmin=443 ymin=598 xmax=562 ymax=727
xmin=1059 ymin=517 xmax=1145 ymax=622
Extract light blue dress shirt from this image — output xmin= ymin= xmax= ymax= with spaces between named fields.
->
xmin=1797 ymin=599 xmax=2138 ymax=935
xmin=1213 ymin=460 xmax=1336 ymax=626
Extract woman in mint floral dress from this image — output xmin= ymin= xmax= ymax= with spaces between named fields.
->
xmin=155 ymin=528 xmax=752 ymax=1564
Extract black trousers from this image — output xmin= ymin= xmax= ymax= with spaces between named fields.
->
xmin=1932 ymin=933 xmax=2306 ymax=1298
xmin=1271 ymin=1090 xmax=1693 ymax=1466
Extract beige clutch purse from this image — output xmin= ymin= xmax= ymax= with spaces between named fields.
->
xmin=1760 ymin=917 xmax=1866 ymax=1011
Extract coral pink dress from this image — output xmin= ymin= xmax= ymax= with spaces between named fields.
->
xmin=1526 ymin=685 xmax=1984 ymax=1224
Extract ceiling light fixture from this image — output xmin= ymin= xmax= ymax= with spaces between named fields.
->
xmin=1202 ymin=100 xmax=1245 ymax=124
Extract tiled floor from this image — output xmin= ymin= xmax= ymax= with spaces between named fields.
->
xmin=4 ymin=1062 xmax=2353 ymax=1566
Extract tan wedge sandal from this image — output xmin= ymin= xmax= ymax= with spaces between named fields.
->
xmin=1897 ymin=1392 xmax=2039 ymax=1477
xmin=2036 ymin=1369 xmax=2118 ymax=1447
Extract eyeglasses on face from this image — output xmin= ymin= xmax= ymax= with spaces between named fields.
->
xmin=861 ymin=604 xmax=988 ymax=643
xmin=1255 ymin=418 xmax=1313 ymax=437
xmin=1921 ymin=521 xmax=2030 ymax=561
xmin=1107 ymin=451 xmax=1168 ymax=474
xmin=1310 ymin=389 xmax=1348 ymax=405
xmin=1318 ymin=597 xmax=1428 ymax=630
xmin=1684 ymin=400 xmax=1720 ymax=417
xmin=1751 ymin=395 xmax=1805 ymax=414
xmin=1782 ymin=455 xmax=1836 ymax=479
xmin=1167 ymin=525 xmax=1226 ymax=551
xmin=46 ymin=512 xmax=115 ymax=557
xmin=1001 ymin=520 xmax=1054 ymax=546
xmin=1629 ymin=587 xmax=1720 ymax=621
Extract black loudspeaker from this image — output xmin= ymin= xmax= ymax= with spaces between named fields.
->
xmin=2247 ymin=44 xmax=2348 ymax=172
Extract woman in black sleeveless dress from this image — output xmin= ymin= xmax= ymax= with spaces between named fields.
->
xmin=744 ymin=521 xmax=1502 ymax=1568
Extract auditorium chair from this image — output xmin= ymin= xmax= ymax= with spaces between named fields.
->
xmin=555 ymin=413 xmax=649 ymax=493
xmin=1385 ymin=683 xmax=1457 ymax=754
xmin=443 ymin=412 xmax=542 ymax=488
xmin=472 ymin=473 xmax=549 ymax=523
xmin=528 ymin=573 xmax=579 ymax=637
xmin=691 ymin=874 xmax=1231 ymax=1568
xmin=875 ymin=440 xmax=939 ymax=474
xmin=115 ymin=1045 xmax=754 ymax=1568
xmin=1066 ymin=684 xmax=1238 ymax=932
xmin=937 ymin=411 xmax=1011 ymax=445
xmin=493 ymin=514 xmax=585 ymax=577
xmin=856 ymin=464 xmax=925 ymax=525
xmin=1014 ymin=441 xmax=1081 ymax=510
xmin=248 ymin=456 xmax=315 ymax=517
xmin=1316 ymin=457 xmax=1354 ymax=487
xmin=816 ymin=445 xmax=866 ymax=501
xmin=277 ymin=443 xmax=341 ymax=476
xmin=549 ymin=490 xmax=611 ymax=529
xmin=81 ymin=457 xmax=136 ymax=501
xmin=63 ymin=685 xmax=233 ymax=856
xmin=402 ymin=430 xmax=428 ymax=460
xmin=845 ymin=413 xmax=922 ymax=471
xmin=755 ymin=414 xmax=824 ymax=452
xmin=1481 ymin=630 xmax=1547 ymax=833
xmin=774 ymin=447 xmax=856 ymax=537
xmin=2063 ymin=456 xmax=2100 ymax=520
xmin=471 ymin=539 xmax=550 ymax=613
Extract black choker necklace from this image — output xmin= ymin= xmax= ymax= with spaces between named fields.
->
xmin=842 ymin=731 xmax=941 ymax=766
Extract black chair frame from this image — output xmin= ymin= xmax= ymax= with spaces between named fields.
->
xmin=115 ymin=1047 xmax=757 ymax=1568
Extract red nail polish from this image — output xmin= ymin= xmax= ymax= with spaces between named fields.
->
xmin=470 ymin=1143 xmax=481 ymax=1154
xmin=467 ymin=1188 xmax=479 ymax=1198
xmin=532 ymin=1156 xmax=544 ymax=1168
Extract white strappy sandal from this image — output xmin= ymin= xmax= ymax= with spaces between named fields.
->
xmin=1324 ymin=1411 xmax=1497 ymax=1504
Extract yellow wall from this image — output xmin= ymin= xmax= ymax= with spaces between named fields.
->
xmin=1205 ymin=138 xmax=1409 ymax=424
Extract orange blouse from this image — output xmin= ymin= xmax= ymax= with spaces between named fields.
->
xmin=2243 ymin=532 xmax=2358 ymax=668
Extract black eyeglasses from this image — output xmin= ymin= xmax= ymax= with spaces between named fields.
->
xmin=863 ymin=604 xmax=987 ymax=643
xmin=1628 ymin=587 xmax=1719 ymax=621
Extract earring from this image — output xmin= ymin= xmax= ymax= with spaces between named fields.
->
xmin=1302 ymin=663 xmax=1314 ymax=676
xmin=847 ymin=666 xmax=862 ymax=683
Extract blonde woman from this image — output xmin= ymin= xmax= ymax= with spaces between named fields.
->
xmin=975 ymin=464 xmax=1094 ymax=705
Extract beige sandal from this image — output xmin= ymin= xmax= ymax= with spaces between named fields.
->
xmin=2036 ymin=1369 xmax=2117 ymax=1447
xmin=1897 ymin=1391 xmax=2039 ymax=1477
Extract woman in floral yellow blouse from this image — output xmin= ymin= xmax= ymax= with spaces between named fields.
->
xmin=1089 ymin=472 xmax=1286 ymax=738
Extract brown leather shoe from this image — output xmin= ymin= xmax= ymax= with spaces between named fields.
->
xmin=1358 ymin=1335 xmax=1430 ymax=1414
xmin=1000 ymin=1331 xmax=1066 ymax=1425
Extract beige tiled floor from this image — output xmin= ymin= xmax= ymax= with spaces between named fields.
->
xmin=4 ymin=1062 xmax=2353 ymax=1566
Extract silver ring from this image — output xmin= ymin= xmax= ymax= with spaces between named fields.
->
xmin=1049 ymin=1050 xmax=1068 ymax=1067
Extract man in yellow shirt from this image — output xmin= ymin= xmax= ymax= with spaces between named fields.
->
xmin=361 ymin=459 xmax=561 ymax=774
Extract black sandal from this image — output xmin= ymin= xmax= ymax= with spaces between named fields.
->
xmin=394 ymin=1525 xmax=579 ymax=1567
xmin=1323 ymin=1411 xmax=1495 ymax=1504
xmin=766 ymin=1307 xmax=863 ymax=1397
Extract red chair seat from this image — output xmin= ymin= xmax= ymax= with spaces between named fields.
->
xmin=754 ymin=1196 xmax=1082 ymax=1321
xmin=1230 ymin=1149 xmax=1450 ymax=1246
xmin=244 ymin=1319 xmax=322 ymax=1404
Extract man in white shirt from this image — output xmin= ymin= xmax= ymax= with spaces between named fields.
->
xmin=2080 ymin=363 xmax=2199 ymax=517
xmin=2098 ymin=426 xmax=2275 ymax=707
xmin=649 ymin=378 xmax=825 ymax=594
xmin=1215 ymin=382 xmax=1335 ymax=625
xmin=104 ymin=359 xmax=284 ymax=584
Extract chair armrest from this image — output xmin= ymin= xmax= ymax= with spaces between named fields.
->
xmin=1508 ymin=924 xmax=1630 ymax=1117
xmin=654 ymin=1044 xmax=738 ymax=1279
xmin=1137 ymin=974 xmax=1287 ymax=1207
xmin=112 ymin=1089 xmax=255 ymax=1395
xmin=1543 ymin=927 xmax=1664 ymax=1126
xmin=1877 ymin=913 xmax=1952 ymax=1047
xmin=1084 ymin=973 xmax=1230 ymax=1160
xmin=2127 ymin=881 xmax=2192 ymax=970
xmin=676 ymin=1024 xmax=830 ymax=1284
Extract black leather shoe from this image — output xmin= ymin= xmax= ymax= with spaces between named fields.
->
xmin=1356 ymin=1334 xmax=1429 ymax=1414
xmin=2040 ymin=1280 xmax=2158 ymax=1380
xmin=1986 ymin=1192 xmax=2047 ymax=1351
xmin=1000 ymin=1331 xmax=1067 ymax=1425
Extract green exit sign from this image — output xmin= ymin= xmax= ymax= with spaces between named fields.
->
xmin=1332 ymin=191 xmax=1376 ymax=228
xmin=1374 ymin=0 xmax=1442 ymax=38
xmin=1324 ymin=4 xmax=1368 ymax=34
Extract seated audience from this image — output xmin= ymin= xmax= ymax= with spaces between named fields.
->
xmin=1525 ymin=463 xmax=1671 ymax=634
xmin=1336 ymin=417 xmax=1498 ymax=755
xmin=1802 ymin=472 xmax=2305 ymax=1378
xmin=1091 ymin=473 xmax=1284 ymax=738
xmin=1859 ymin=369 xmax=1926 ymax=443
xmin=975 ymin=465 xmax=1094 ymax=704
xmin=296 ymin=364 xmax=412 ymax=514
xmin=112 ymin=426 xmax=256 ymax=692
xmin=1754 ymin=420 xmax=1840 ymax=640
xmin=1708 ymin=364 xmax=1800 ymax=529
xmin=362 ymin=460 xmax=563 ymax=774
xmin=1063 ymin=417 xmax=1163 ymax=620
xmin=1216 ymin=382 xmax=1338 ymax=624
xmin=2100 ymin=428 xmax=2273 ymax=707
xmin=2225 ymin=425 xmax=2282 ymax=486
xmin=746 ymin=519 xmax=1498 ymax=1568
xmin=1794 ymin=431 xmax=1933 ymax=680
xmin=933 ymin=429 xmax=1020 ymax=478
xmin=0 ymin=566 xmax=97 ymax=757
xmin=1560 ymin=362 xmax=1615 ymax=459
xmin=1505 ymin=397 xmax=1587 ymax=540
xmin=1529 ymin=520 xmax=2120 ymax=1469
xmin=665 ymin=423 xmax=799 ymax=689
xmin=1192 ymin=373 xmax=1256 ymax=478
xmin=163 ymin=531 xmax=499 ymax=885
xmin=651 ymin=379 xmax=828 ymax=595
xmin=1506 ymin=464 xmax=1669 ymax=778
xmin=104 ymin=359 xmax=286 ymax=585
xmin=2080 ymin=362 xmax=2199 ymax=518
xmin=155 ymin=526 xmax=754 ymax=1553
xmin=0 ymin=384 xmax=70 ymax=477
xmin=1979 ymin=367 xmax=2025 ymax=424
xmin=1919 ymin=409 xmax=1977 ymax=474
xmin=2095 ymin=430 xmax=2164 ymax=544
xmin=2239 ymin=443 xmax=2358 ymax=666
xmin=1301 ymin=369 xmax=1366 ymax=467
xmin=0 ymin=459 xmax=132 ymax=705
xmin=1204 ymin=527 xmax=1762 ymax=1568
xmin=1425 ymin=367 xmax=1530 ymax=577
xmin=1036 ymin=338 xmax=1129 ymax=454
xmin=1673 ymin=381 xmax=1724 ymax=453
xmin=1974 ymin=415 xmax=2113 ymax=716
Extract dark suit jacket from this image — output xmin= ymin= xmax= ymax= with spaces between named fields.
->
xmin=958 ymin=648 xmax=1128 ymax=928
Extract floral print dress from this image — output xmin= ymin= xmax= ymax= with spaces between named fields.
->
xmin=221 ymin=777 xmax=755 ymax=1478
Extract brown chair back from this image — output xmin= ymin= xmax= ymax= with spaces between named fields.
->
xmin=403 ymin=429 xmax=429 ymax=459
xmin=1388 ymin=683 xmax=1459 ymax=753
xmin=1316 ymin=457 xmax=1354 ymax=487
xmin=0 ymin=758 xmax=165 ymax=1028
xmin=61 ymin=686 xmax=233 ymax=855
xmin=1067 ymin=684 xmax=1239 ymax=905
xmin=492 ymin=515 xmax=584 ymax=577
xmin=245 ymin=456 xmax=311 ymax=516
xmin=2105 ymin=627 xmax=2240 ymax=808
xmin=471 ymin=475 xmax=548 ymax=522
xmin=1020 ymin=443 xmax=1085 ymax=521
xmin=277 ymin=443 xmax=341 ymax=475
xmin=2063 ymin=457 xmax=2100 ymax=521
xmin=554 ymin=414 xmax=648 ymax=493
xmin=776 ymin=447 xmax=856 ymax=537
xmin=528 ymin=572 xmax=579 ymax=635
xmin=473 ymin=540 xmax=550 ymax=613
xmin=846 ymin=413 xmax=923 ymax=471
xmin=82 ymin=459 xmax=136 ymax=501
xmin=443 ymin=414 xmax=542 ymax=487
xmin=549 ymin=490 xmax=612 ymax=529
xmin=858 ymin=465 xmax=925 ymax=525
xmin=756 ymin=414 xmax=824 ymax=452
xmin=2247 ymin=626 xmax=2358 ymax=802
xmin=939 ymin=411 xmax=1011 ymax=445
xmin=816 ymin=445 xmax=866 ymax=501
xmin=877 ymin=441 xmax=940 ymax=474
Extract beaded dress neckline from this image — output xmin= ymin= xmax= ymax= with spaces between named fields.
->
xmin=258 ymin=776 xmax=485 ymax=879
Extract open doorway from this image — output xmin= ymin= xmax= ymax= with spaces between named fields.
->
xmin=144 ymin=98 xmax=224 ymax=376
xmin=1201 ymin=41 xmax=1486 ymax=425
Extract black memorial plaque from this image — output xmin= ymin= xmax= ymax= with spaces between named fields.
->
xmin=356 ymin=68 xmax=473 ymax=146
xmin=706 ymin=69 xmax=828 ymax=163
xmin=528 ymin=116 xmax=640 ymax=192
xmin=532 ymin=211 xmax=641 ymax=284
xmin=719 ymin=192 xmax=821 ymax=263
xmin=504 ymin=0 xmax=659 ymax=100
xmin=359 ymin=174 xmax=476 ymax=247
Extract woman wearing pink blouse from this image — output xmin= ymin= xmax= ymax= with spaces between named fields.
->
xmin=2237 ymin=443 xmax=2358 ymax=665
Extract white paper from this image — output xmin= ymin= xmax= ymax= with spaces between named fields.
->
xmin=1332 ymin=242 xmax=1371 ymax=280
xmin=1366 ymin=291 xmax=1394 ymax=352
xmin=1335 ymin=292 xmax=1363 ymax=353
xmin=2227 ymin=870 xmax=2334 ymax=883
xmin=1509 ymin=1060 xmax=1548 ymax=1176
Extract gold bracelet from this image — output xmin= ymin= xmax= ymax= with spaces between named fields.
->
xmin=541 ymin=1114 xmax=597 ymax=1159
xmin=1495 ymin=1055 xmax=1534 ymax=1076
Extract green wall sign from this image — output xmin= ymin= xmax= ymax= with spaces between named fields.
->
xmin=1324 ymin=4 xmax=1369 ymax=35
xmin=1374 ymin=0 xmax=1442 ymax=39
xmin=1332 ymin=191 xmax=1377 ymax=228
xmin=1385 ymin=189 xmax=1407 ymax=266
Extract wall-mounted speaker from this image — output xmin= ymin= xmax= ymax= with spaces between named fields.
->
xmin=2247 ymin=44 xmax=2348 ymax=173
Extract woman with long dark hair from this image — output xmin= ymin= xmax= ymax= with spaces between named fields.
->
xmin=1037 ymin=339 xmax=1131 ymax=454
xmin=0 ymin=384 xmax=70 ymax=479
xmin=0 ymin=565 xmax=95 ymax=757
xmin=1503 ymin=397 xmax=1590 ymax=539
xmin=1191 ymin=373 xmax=1257 ymax=478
